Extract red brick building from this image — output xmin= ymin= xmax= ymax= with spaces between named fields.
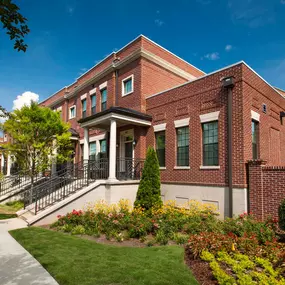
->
xmin=40 ymin=35 xmax=285 ymax=218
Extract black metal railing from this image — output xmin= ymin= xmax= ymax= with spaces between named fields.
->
xmin=23 ymin=159 xmax=109 ymax=214
xmin=0 ymin=170 xmax=47 ymax=197
xmin=116 ymin=157 xmax=145 ymax=180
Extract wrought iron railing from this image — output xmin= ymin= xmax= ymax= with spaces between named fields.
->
xmin=0 ymin=170 xmax=47 ymax=197
xmin=23 ymin=159 xmax=109 ymax=214
xmin=116 ymin=157 xmax=145 ymax=180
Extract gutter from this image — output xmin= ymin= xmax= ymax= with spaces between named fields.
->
xmin=222 ymin=76 xmax=235 ymax=218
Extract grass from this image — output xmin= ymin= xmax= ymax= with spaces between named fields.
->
xmin=0 ymin=200 xmax=24 ymax=220
xmin=10 ymin=227 xmax=198 ymax=285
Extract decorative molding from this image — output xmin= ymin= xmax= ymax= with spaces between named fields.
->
xmin=175 ymin=106 xmax=189 ymax=117
xmin=80 ymin=93 xmax=87 ymax=100
xmin=153 ymin=123 xmax=166 ymax=132
xmin=199 ymin=111 xmax=220 ymax=123
xmin=200 ymin=166 xmax=220 ymax=170
xmin=200 ymin=100 xmax=219 ymax=111
xmin=154 ymin=112 xmax=166 ymax=122
xmin=174 ymin=117 xmax=190 ymax=128
xmin=99 ymin=81 xmax=107 ymax=90
xmin=89 ymin=87 xmax=97 ymax=95
xmin=251 ymin=110 xmax=260 ymax=122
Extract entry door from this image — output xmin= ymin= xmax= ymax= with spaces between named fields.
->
xmin=125 ymin=142 xmax=133 ymax=159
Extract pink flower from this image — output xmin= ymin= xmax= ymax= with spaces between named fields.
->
xmin=113 ymin=220 xmax=119 ymax=224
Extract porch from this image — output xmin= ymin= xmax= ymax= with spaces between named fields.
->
xmin=78 ymin=107 xmax=152 ymax=182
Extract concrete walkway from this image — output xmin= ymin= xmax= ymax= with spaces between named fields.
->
xmin=0 ymin=218 xmax=59 ymax=285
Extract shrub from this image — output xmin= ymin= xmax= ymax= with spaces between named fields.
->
xmin=279 ymin=199 xmax=285 ymax=231
xmin=155 ymin=229 xmax=169 ymax=245
xmin=172 ymin=233 xmax=189 ymax=245
xmin=71 ymin=225 xmax=85 ymax=235
xmin=201 ymin=250 xmax=285 ymax=285
xmin=134 ymin=147 xmax=162 ymax=211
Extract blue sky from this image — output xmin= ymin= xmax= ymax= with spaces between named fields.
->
xmin=0 ymin=0 xmax=285 ymax=112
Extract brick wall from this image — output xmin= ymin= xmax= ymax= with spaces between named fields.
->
xmin=248 ymin=160 xmax=285 ymax=220
xmin=146 ymin=64 xmax=244 ymax=187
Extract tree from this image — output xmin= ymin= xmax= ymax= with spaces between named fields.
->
xmin=0 ymin=0 xmax=30 ymax=52
xmin=134 ymin=147 xmax=163 ymax=211
xmin=1 ymin=101 xmax=72 ymax=184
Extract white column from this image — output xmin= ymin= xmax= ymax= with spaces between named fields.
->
xmin=51 ymin=139 xmax=57 ymax=176
xmin=108 ymin=119 xmax=117 ymax=182
xmin=83 ymin=127 xmax=89 ymax=163
xmin=6 ymin=153 xmax=11 ymax=176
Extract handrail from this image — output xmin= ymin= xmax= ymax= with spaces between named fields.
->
xmin=23 ymin=159 xmax=109 ymax=214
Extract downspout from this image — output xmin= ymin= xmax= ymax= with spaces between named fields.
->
xmin=112 ymin=57 xmax=120 ymax=106
xmin=222 ymin=77 xmax=235 ymax=218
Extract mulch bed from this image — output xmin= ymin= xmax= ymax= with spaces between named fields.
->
xmin=184 ymin=248 xmax=218 ymax=285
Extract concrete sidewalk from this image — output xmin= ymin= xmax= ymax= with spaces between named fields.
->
xmin=0 ymin=218 xmax=59 ymax=285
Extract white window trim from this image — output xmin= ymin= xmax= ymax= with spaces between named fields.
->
xmin=174 ymin=118 xmax=190 ymax=128
xmin=153 ymin=123 xmax=166 ymax=132
xmin=159 ymin=167 xmax=166 ymax=170
xmin=89 ymin=87 xmax=97 ymax=95
xmin=174 ymin=166 xmax=191 ymax=170
xmin=251 ymin=110 xmax=260 ymax=122
xmin=69 ymin=105 xmax=76 ymax=119
xmin=200 ymin=166 xmax=220 ymax=170
xmin=80 ymin=93 xmax=87 ymax=100
xmin=122 ymin=74 xmax=134 ymax=96
xmin=99 ymin=81 xmax=107 ymax=90
xmin=56 ymin=106 xmax=62 ymax=112
xmin=199 ymin=111 xmax=220 ymax=123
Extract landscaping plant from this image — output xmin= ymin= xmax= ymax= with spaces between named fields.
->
xmin=134 ymin=147 xmax=162 ymax=212
xmin=279 ymin=199 xmax=285 ymax=231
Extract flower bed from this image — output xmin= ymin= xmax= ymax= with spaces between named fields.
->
xmin=51 ymin=200 xmax=285 ymax=284
xmin=51 ymin=199 xmax=218 ymax=245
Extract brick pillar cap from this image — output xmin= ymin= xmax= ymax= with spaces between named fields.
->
xmin=247 ymin=159 xmax=267 ymax=166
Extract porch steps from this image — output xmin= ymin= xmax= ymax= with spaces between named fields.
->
xmin=17 ymin=180 xmax=103 ymax=225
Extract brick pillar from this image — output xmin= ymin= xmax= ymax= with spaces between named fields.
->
xmin=248 ymin=160 xmax=267 ymax=220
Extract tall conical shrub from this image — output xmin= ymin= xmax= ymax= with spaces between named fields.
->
xmin=134 ymin=147 xmax=162 ymax=211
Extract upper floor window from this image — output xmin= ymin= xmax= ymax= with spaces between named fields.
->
xmin=155 ymin=131 xmax=166 ymax=167
xmin=252 ymin=120 xmax=259 ymax=159
xmin=91 ymin=95 xmax=96 ymax=115
xmin=176 ymin=127 xmax=189 ymax=166
xmin=202 ymin=121 xmax=218 ymax=166
xmin=122 ymin=75 xmax=134 ymax=96
xmin=69 ymin=105 xmax=76 ymax=119
xmin=82 ymin=99 xmax=87 ymax=118
xmin=101 ymin=89 xmax=107 ymax=111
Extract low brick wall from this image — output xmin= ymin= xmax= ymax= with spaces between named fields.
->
xmin=248 ymin=160 xmax=285 ymax=220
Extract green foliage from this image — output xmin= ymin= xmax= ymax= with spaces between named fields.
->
xmin=201 ymin=250 xmax=285 ymax=285
xmin=71 ymin=225 xmax=85 ymax=235
xmin=279 ymin=199 xmax=285 ymax=231
xmin=155 ymin=229 xmax=169 ymax=245
xmin=0 ymin=0 xmax=30 ymax=52
xmin=172 ymin=233 xmax=189 ymax=245
xmin=134 ymin=147 xmax=162 ymax=211
xmin=1 ymin=102 xmax=72 ymax=180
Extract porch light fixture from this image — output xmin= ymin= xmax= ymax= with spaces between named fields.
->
xmin=132 ymin=140 xmax=136 ymax=146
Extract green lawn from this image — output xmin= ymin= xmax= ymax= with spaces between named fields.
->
xmin=0 ymin=200 xmax=24 ymax=219
xmin=10 ymin=227 xmax=198 ymax=285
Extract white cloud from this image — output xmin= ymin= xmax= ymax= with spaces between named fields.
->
xmin=155 ymin=19 xmax=164 ymax=27
xmin=13 ymin=91 xmax=39 ymax=110
xmin=204 ymin=52 xmax=220 ymax=60
xmin=225 ymin=44 xmax=233 ymax=52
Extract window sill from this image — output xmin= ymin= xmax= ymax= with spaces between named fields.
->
xmin=174 ymin=166 xmax=190 ymax=170
xmin=122 ymin=91 xmax=133 ymax=97
xmin=159 ymin=167 xmax=166 ymax=170
xmin=200 ymin=166 xmax=220 ymax=170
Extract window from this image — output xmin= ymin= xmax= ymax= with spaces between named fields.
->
xmin=91 ymin=95 xmax=96 ymax=115
xmin=122 ymin=75 xmax=134 ymax=96
xmin=101 ymin=89 xmax=107 ymax=111
xmin=252 ymin=120 xmax=259 ymax=159
xmin=89 ymin=142 xmax=96 ymax=161
xmin=82 ymin=99 xmax=87 ymax=118
xmin=202 ymin=121 xmax=218 ymax=166
xmin=176 ymin=127 xmax=189 ymax=166
xmin=155 ymin=131 xmax=166 ymax=167
xmin=69 ymin=106 xmax=76 ymax=119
